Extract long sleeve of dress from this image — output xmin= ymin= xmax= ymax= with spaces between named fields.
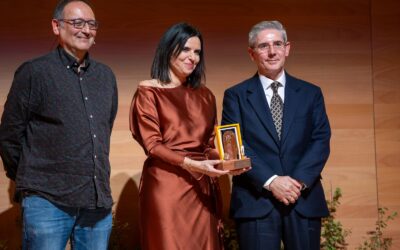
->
xmin=203 ymin=98 xmax=220 ymax=160
xmin=129 ymin=87 xmax=185 ymax=166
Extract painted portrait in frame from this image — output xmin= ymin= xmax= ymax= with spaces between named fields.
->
xmin=215 ymin=123 xmax=243 ymax=160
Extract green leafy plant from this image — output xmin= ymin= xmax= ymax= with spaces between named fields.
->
xmin=357 ymin=207 xmax=398 ymax=250
xmin=321 ymin=187 xmax=351 ymax=250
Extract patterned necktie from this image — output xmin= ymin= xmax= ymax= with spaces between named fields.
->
xmin=270 ymin=81 xmax=283 ymax=140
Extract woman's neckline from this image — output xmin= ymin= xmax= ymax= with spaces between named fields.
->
xmin=139 ymin=79 xmax=186 ymax=89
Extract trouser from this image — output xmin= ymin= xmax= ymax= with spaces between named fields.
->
xmin=21 ymin=195 xmax=112 ymax=250
xmin=236 ymin=207 xmax=321 ymax=250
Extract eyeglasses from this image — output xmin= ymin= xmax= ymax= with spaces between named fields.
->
xmin=58 ymin=18 xmax=99 ymax=30
xmin=253 ymin=41 xmax=286 ymax=52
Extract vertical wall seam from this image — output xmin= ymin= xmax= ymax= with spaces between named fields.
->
xmin=369 ymin=0 xmax=380 ymax=212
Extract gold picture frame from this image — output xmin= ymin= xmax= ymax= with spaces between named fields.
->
xmin=215 ymin=123 xmax=243 ymax=160
xmin=215 ymin=123 xmax=251 ymax=170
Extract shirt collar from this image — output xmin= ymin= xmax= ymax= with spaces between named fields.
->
xmin=57 ymin=46 xmax=91 ymax=71
xmin=259 ymin=71 xmax=286 ymax=90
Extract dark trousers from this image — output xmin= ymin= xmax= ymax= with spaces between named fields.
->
xmin=236 ymin=207 xmax=321 ymax=250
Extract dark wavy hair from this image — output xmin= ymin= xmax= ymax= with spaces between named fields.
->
xmin=151 ymin=23 xmax=205 ymax=88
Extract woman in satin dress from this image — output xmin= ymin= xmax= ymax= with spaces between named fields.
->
xmin=130 ymin=23 xmax=229 ymax=250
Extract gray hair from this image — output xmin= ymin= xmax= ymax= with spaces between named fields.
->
xmin=53 ymin=0 xmax=93 ymax=19
xmin=248 ymin=21 xmax=288 ymax=47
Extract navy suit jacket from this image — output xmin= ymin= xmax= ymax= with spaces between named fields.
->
xmin=222 ymin=72 xmax=331 ymax=219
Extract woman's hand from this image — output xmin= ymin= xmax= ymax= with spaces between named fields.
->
xmin=229 ymin=166 xmax=251 ymax=176
xmin=182 ymin=157 xmax=229 ymax=177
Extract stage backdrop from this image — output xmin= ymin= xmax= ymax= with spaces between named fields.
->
xmin=0 ymin=0 xmax=399 ymax=249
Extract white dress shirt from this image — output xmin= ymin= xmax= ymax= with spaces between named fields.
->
xmin=259 ymin=71 xmax=286 ymax=190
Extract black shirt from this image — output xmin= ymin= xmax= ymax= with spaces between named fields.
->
xmin=0 ymin=47 xmax=118 ymax=209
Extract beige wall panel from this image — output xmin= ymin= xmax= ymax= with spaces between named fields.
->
xmin=374 ymin=105 xmax=400 ymax=128
xmin=378 ymin=168 xmax=400 ymax=206
xmin=375 ymin=130 xmax=400 ymax=168
xmin=112 ymin=107 xmax=132 ymax=131
xmin=328 ymin=105 xmax=374 ymax=129
xmin=372 ymin=0 xmax=400 ymax=247
xmin=341 ymin=218 xmax=380 ymax=248
xmin=322 ymin=165 xmax=377 ymax=218
xmin=288 ymin=56 xmax=374 ymax=105
xmin=2 ymin=0 xmax=398 ymax=248
xmin=329 ymin=129 xmax=375 ymax=162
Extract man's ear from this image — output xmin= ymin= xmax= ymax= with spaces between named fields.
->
xmin=284 ymin=41 xmax=291 ymax=57
xmin=247 ymin=47 xmax=255 ymax=61
xmin=52 ymin=19 xmax=60 ymax=35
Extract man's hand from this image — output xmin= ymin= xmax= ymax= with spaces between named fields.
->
xmin=269 ymin=176 xmax=302 ymax=205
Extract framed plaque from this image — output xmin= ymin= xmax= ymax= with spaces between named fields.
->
xmin=215 ymin=124 xmax=243 ymax=160
xmin=215 ymin=123 xmax=251 ymax=170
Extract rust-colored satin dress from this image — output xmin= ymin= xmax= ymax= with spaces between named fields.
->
xmin=130 ymin=84 xmax=224 ymax=250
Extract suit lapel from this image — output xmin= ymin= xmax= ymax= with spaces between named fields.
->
xmin=281 ymin=73 xmax=301 ymax=145
xmin=246 ymin=75 xmax=280 ymax=145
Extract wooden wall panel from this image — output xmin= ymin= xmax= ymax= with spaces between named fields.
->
xmin=0 ymin=0 xmax=398 ymax=248
xmin=372 ymin=0 xmax=400 ymax=248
